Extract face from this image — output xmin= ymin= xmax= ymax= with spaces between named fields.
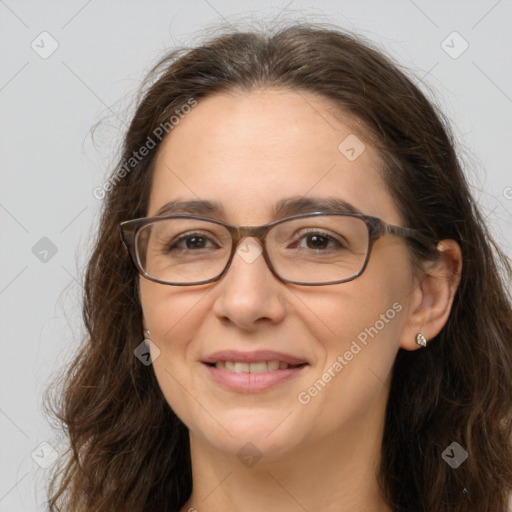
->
xmin=139 ymin=89 xmax=419 ymax=459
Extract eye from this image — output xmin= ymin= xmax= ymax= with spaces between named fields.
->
xmin=292 ymin=230 xmax=346 ymax=251
xmin=168 ymin=232 xmax=219 ymax=251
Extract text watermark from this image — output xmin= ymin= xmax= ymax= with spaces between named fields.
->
xmin=93 ymin=97 xmax=198 ymax=199
xmin=297 ymin=301 xmax=403 ymax=404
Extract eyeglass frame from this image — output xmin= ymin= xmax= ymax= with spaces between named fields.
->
xmin=119 ymin=211 xmax=434 ymax=286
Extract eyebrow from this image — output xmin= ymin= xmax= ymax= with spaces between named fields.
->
xmin=153 ymin=196 xmax=363 ymax=220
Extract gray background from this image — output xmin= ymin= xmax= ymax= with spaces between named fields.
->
xmin=1 ymin=1 xmax=511 ymax=510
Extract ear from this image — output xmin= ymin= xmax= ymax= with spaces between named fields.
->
xmin=399 ymin=239 xmax=462 ymax=351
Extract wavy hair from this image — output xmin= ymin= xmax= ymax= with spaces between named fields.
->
xmin=44 ymin=21 xmax=512 ymax=512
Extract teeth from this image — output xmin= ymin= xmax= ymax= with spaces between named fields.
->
xmin=214 ymin=360 xmax=291 ymax=373
xmin=234 ymin=362 xmax=250 ymax=373
xmin=249 ymin=362 xmax=268 ymax=374
xmin=267 ymin=360 xmax=280 ymax=371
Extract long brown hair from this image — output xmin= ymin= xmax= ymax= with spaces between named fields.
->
xmin=44 ymin=21 xmax=512 ymax=511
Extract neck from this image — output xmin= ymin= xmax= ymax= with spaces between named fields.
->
xmin=181 ymin=397 xmax=393 ymax=512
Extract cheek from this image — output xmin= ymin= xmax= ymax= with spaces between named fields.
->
xmin=305 ymin=245 xmax=410 ymax=356
xmin=140 ymin=280 xmax=215 ymax=428
xmin=139 ymin=279 xmax=206 ymax=371
xmin=302 ymin=281 xmax=404 ymax=376
xmin=298 ymin=251 xmax=411 ymax=419
xmin=140 ymin=278 xmax=210 ymax=346
xmin=293 ymin=294 xmax=403 ymax=435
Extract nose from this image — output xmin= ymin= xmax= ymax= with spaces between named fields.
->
xmin=211 ymin=237 xmax=286 ymax=330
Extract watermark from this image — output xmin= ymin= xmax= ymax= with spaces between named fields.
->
xmin=441 ymin=441 xmax=468 ymax=468
xmin=338 ymin=134 xmax=366 ymax=161
xmin=134 ymin=338 xmax=161 ymax=366
xmin=93 ymin=97 xmax=198 ymax=199
xmin=237 ymin=441 xmax=263 ymax=468
xmin=32 ymin=237 xmax=58 ymax=263
xmin=503 ymin=186 xmax=512 ymax=200
xmin=31 ymin=31 xmax=59 ymax=59
xmin=441 ymin=31 xmax=469 ymax=59
xmin=297 ymin=301 xmax=402 ymax=405
xmin=31 ymin=441 xmax=59 ymax=469
xmin=236 ymin=237 xmax=263 ymax=263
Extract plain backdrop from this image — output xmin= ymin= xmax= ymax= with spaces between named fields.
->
xmin=1 ymin=1 xmax=511 ymax=510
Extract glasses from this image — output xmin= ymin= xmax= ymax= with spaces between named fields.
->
xmin=119 ymin=212 xmax=431 ymax=286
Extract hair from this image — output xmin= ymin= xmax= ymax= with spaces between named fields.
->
xmin=44 ymin=20 xmax=512 ymax=512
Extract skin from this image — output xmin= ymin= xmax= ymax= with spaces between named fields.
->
xmin=139 ymin=89 xmax=462 ymax=511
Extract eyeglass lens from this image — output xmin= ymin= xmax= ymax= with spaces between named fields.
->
xmin=134 ymin=216 xmax=370 ymax=284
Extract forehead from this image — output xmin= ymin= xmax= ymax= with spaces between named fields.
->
xmin=148 ymin=89 xmax=401 ymax=225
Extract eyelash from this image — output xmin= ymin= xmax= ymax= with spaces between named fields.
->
xmin=165 ymin=229 xmax=345 ymax=252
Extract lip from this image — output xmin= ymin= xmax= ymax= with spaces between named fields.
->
xmin=201 ymin=350 xmax=309 ymax=393
xmin=203 ymin=363 xmax=308 ymax=392
xmin=202 ymin=350 xmax=307 ymax=366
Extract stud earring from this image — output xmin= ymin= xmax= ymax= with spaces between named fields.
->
xmin=143 ymin=330 xmax=151 ymax=343
xmin=416 ymin=333 xmax=427 ymax=347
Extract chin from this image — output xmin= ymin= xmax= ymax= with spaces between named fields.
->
xmin=188 ymin=408 xmax=308 ymax=459
xmin=206 ymin=431 xmax=302 ymax=462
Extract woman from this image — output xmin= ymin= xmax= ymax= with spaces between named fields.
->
xmin=45 ymin=22 xmax=512 ymax=511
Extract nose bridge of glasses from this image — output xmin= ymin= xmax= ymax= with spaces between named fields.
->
xmin=231 ymin=224 xmax=269 ymax=247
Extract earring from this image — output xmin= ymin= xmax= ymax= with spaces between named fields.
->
xmin=143 ymin=330 xmax=151 ymax=343
xmin=416 ymin=333 xmax=427 ymax=347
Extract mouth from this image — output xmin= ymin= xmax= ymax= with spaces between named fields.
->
xmin=205 ymin=360 xmax=307 ymax=373
xmin=201 ymin=350 xmax=309 ymax=392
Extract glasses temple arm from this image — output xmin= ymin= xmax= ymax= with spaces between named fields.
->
xmin=383 ymin=224 xmax=438 ymax=248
